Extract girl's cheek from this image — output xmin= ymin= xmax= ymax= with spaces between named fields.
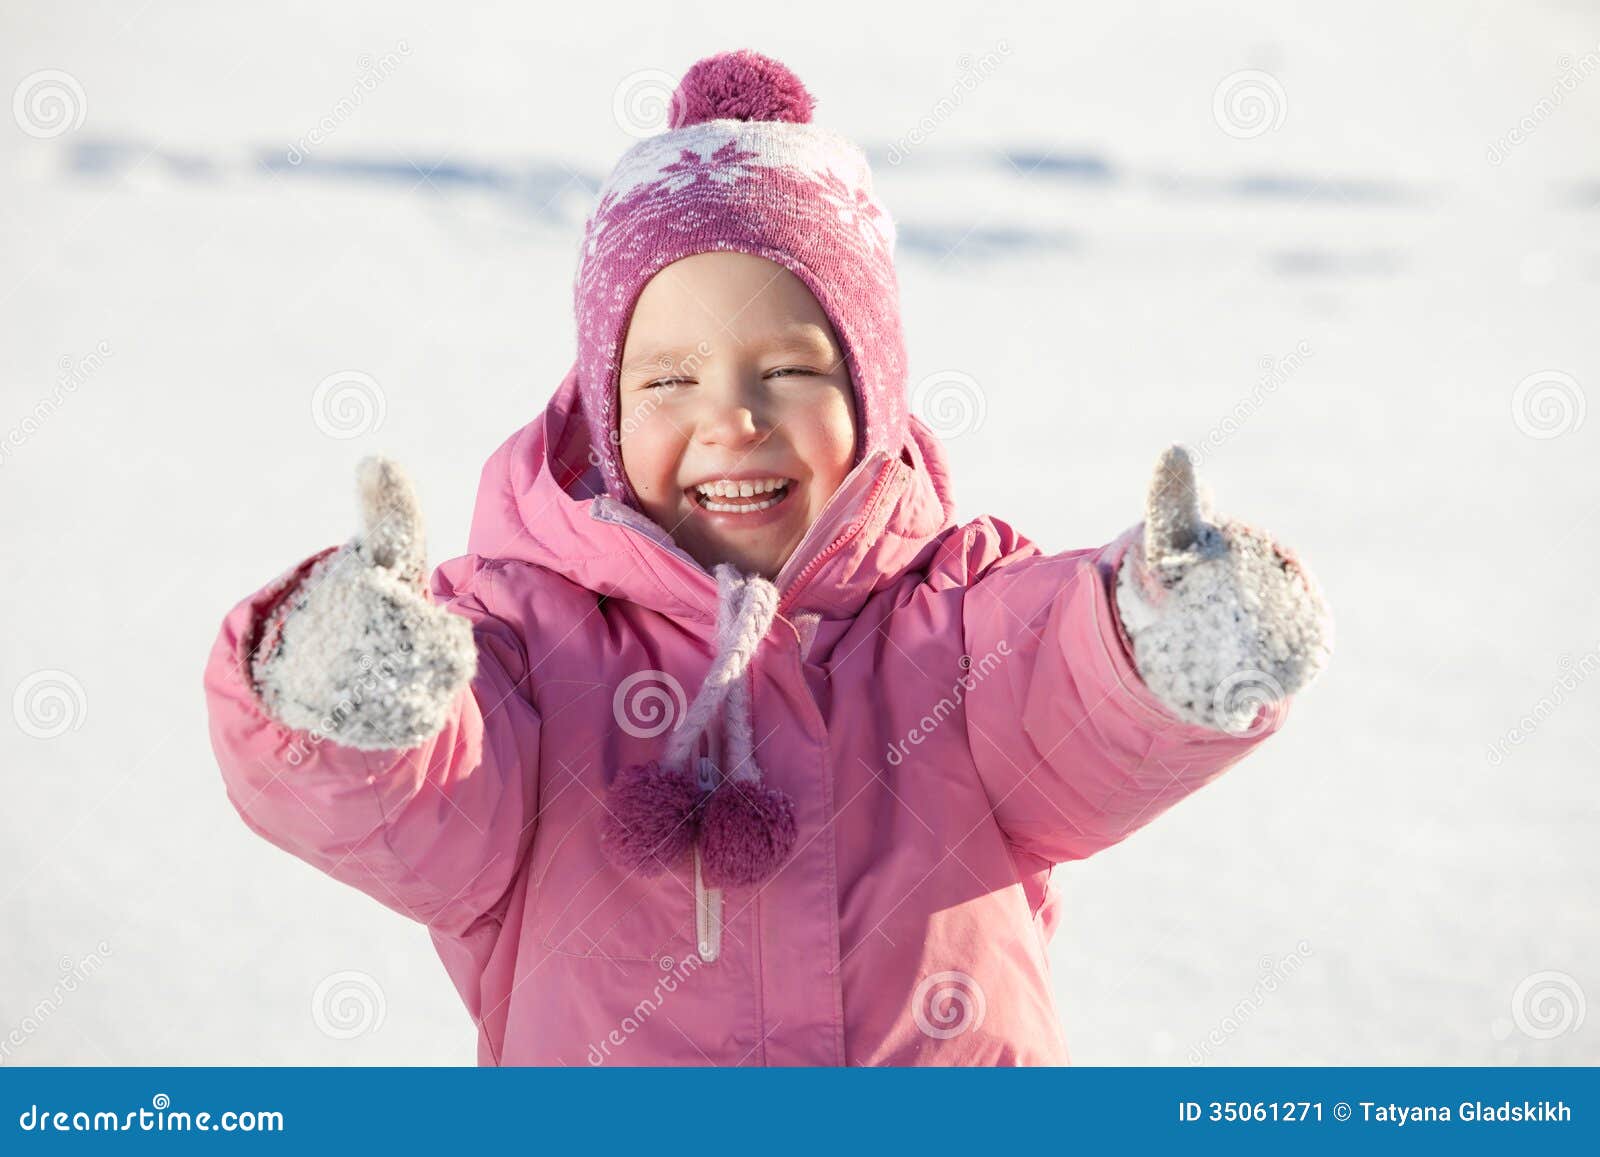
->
xmin=620 ymin=423 xmax=682 ymax=500
xmin=805 ymin=395 xmax=857 ymax=476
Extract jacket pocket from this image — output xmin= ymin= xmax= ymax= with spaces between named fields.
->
xmin=532 ymin=820 xmax=696 ymax=963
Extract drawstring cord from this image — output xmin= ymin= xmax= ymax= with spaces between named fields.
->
xmin=600 ymin=564 xmax=797 ymax=893
xmin=662 ymin=564 xmax=779 ymax=776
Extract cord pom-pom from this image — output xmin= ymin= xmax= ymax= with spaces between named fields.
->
xmin=669 ymin=49 xmax=815 ymax=129
xmin=600 ymin=760 xmax=705 ymax=875
xmin=698 ymin=777 xmax=798 ymax=887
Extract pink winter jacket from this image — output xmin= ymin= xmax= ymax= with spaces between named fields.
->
xmin=203 ymin=368 xmax=1286 ymax=1066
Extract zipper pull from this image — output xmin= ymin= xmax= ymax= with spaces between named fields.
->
xmin=694 ymin=844 xmax=722 ymax=964
xmin=693 ymin=755 xmax=723 ymax=963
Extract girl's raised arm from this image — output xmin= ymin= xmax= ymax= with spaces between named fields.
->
xmin=202 ymin=458 xmax=542 ymax=936
xmin=960 ymin=446 xmax=1332 ymax=863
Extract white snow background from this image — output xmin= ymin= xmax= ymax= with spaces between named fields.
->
xmin=2 ymin=0 xmax=1596 ymax=1064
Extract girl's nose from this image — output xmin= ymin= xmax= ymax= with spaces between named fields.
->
xmin=699 ymin=381 xmax=770 ymax=448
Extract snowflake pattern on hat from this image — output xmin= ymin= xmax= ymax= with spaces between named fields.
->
xmin=655 ymin=140 xmax=763 ymax=193
xmin=816 ymin=169 xmax=894 ymax=254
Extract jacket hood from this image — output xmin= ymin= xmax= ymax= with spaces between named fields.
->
xmin=464 ymin=362 xmax=957 ymax=625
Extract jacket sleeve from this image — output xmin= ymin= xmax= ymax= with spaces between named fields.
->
xmin=203 ymin=548 xmax=541 ymax=936
xmin=961 ymin=521 xmax=1287 ymax=864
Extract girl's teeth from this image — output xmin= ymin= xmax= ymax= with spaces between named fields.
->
xmin=695 ymin=479 xmax=791 ymax=513
xmin=694 ymin=478 xmax=789 ymax=499
xmin=703 ymin=495 xmax=783 ymax=513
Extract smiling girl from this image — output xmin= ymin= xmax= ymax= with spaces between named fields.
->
xmin=204 ymin=49 xmax=1332 ymax=1065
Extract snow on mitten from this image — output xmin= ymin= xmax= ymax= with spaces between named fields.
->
xmin=1114 ymin=445 xmax=1332 ymax=734
xmin=251 ymin=457 xmax=477 ymax=750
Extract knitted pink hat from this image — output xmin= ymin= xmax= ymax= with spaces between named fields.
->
xmin=574 ymin=49 xmax=909 ymax=507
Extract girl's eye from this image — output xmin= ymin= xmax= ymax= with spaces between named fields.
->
xmin=637 ymin=369 xmax=817 ymax=388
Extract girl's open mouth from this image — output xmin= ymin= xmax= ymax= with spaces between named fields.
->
xmin=686 ymin=477 xmax=795 ymax=517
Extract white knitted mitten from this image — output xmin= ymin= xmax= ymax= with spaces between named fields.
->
xmin=251 ymin=457 xmax=477 ymax=751
xmin=1114 ymin=445 xmax=1332 ymax=734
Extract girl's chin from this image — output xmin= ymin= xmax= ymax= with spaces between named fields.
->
xmin=678 ymin=513 xmax=806 ymax=578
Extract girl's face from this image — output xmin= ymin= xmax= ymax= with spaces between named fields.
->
xmin=618 ymin=251 xmax=858 ymax=581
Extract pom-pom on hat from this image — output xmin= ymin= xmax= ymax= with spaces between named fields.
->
xmin=667 ymin=50 xmax=816 ymax=127
xmin=574 ymin=49 xmax=908 ymax=508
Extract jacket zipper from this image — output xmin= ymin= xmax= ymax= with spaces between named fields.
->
xmin=773 ymin=458 xmax=901 ymax=614
xmin=592 ymin=454 xmax=903 ymax=967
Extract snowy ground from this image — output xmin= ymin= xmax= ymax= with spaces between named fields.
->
xmin=2 ymin=1 xmax=1597 ymax=1064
